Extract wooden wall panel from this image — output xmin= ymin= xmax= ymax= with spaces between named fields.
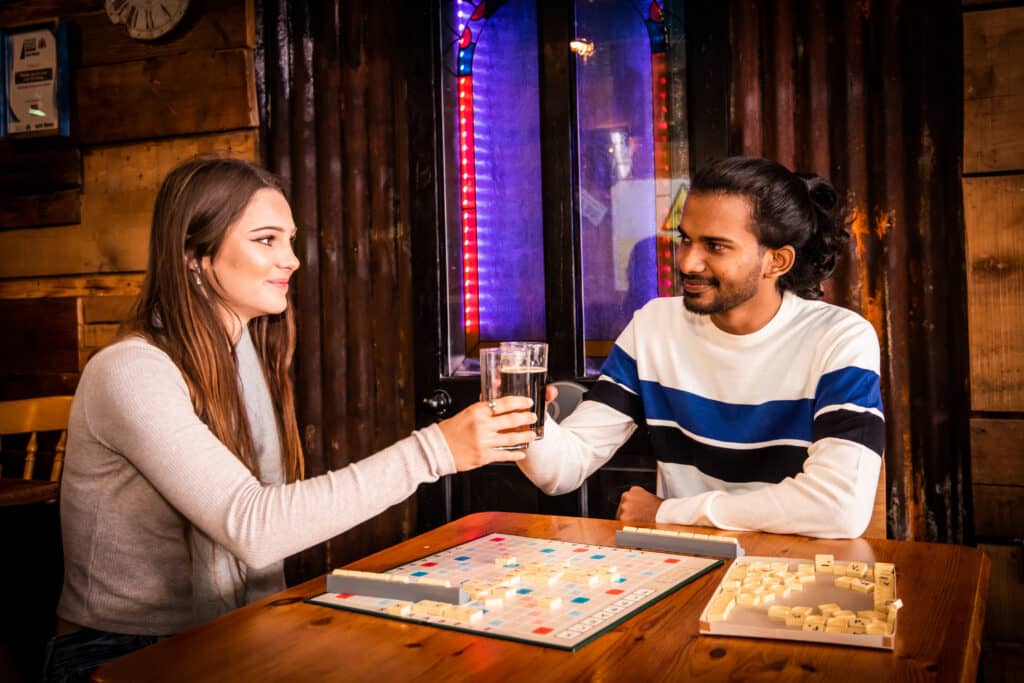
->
xmin=0 ymin=298 xmax=81 ymax=400
xmin=971 ymin=418 xmax=1024 ymax=484
xmin=964 ymin=8 xmax=1024 ymax=173
xmin=974 ymin=485 xmax=1024 ymax=538
xmin=0 ymin=274 xmax=143 ymax=300
xmin=80 ymin=294 xmax=136 ymax=367
xmin=72 ymin=0 xmax=254 ymax=67
xmin=0 ymin=144 xmax=81 ymax=196
xmin=82 ymin=131 xmax=257 ymax=190
xmin=78 ymin=323 xmax=120 ymax=369
xmin=963 ymin=175 xmax=1024 ymax=411
xmin=0 ymin=224 xmax=123 ymax=277
xmin=0 ymin=131 xmax=258 ymax=278
xmin=0 ymin=277 xmax=139 ymax=399
xmin=81 ymin=295 xmax=135 ymax=324
xmin=979 ymin=544 xmax=1023 ymax=644
xmin=0 ymin=0 xmax=259 ymax=399
xmin=76 ymin=49 xmax=258 ymax=145
xmin=0 ymin=118 xmax=83 ymax=231
xmin=0 ymin=190 xmax=80 ymax=231
xmin=0 ymin=0 xmax=101 ymax=25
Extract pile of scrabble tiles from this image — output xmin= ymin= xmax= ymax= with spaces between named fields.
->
xmin=705 ymin=554 xmax=901 ymax=635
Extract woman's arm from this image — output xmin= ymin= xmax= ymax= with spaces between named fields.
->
xmin=81 ymin=342 xmax=456 ymax=568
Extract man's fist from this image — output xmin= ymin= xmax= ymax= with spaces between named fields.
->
xmin=616 ymin=485 xmax=663 ymax=522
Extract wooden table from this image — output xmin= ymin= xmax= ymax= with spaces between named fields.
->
xmin=93 ymin=512 xmax=990 ymax=682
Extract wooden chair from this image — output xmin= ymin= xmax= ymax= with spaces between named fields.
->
xmin=0 ymin=396 xmax=73 ymax=506
xmin=863 ymin=459 xmax=887 ymax=538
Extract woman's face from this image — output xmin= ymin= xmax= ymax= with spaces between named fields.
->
xmin=200 ymin=188 xmax=300 ymax=336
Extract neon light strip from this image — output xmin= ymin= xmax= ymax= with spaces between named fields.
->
xmin=458 ymin=74 xmax=479 ymax=341
xmin=647 ymin=1 xmax=674 ymax=297
xmin=652 ymin=51 xmax=673 ymax=296
xmin=457 ymin=18 xmax=480 ymax=349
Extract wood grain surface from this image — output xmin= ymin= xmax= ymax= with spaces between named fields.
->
xmin=93 ymin=512 xmax=990 ymax=683
xmin=963 ymin=175 xmax=1024 ymax=412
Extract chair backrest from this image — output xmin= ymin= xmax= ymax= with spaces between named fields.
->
xmin=862 ymin=459 xmax=887 ymax=538
xmin=546 ymin=381 xmax=588 ymax=423
xmin=0 ymin=396 xmax=73 ymax=483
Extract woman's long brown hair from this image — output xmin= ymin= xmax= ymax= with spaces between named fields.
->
xmin=126 ymin=156 xmax=303 ymax=482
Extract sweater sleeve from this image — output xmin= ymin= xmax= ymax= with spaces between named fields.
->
xmin=517 ymin=317 xmax=642 ymax=494
xmin=516 ymin=399 xmax=638 ymax=494
xmin=79 ymin=342 xmax=457 ymax=569
xmin=656 ymin=318 xmax=885 ymax=539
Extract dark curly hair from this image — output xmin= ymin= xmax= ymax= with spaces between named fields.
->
xmin=689 ymin=156 xmax=850 ymax=299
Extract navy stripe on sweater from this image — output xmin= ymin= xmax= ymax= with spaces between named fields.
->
xmin=648 ymin=425 xmax=809 ymax=483
xmin=585 ymin=380 xmax=885 ymax=480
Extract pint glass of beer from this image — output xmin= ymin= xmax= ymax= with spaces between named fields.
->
xmin=480 ymin=341 xmax=548 ymax=441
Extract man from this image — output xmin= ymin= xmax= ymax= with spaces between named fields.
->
xmin=519 ymin=156 xmax=884 ymax=538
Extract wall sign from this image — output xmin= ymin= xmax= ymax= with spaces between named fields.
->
xmin=3 ymin=20 xmax=70 ymax=138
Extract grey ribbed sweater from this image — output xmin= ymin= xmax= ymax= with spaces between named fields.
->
xmin=57 ymin=333 xmax=455 ymax=635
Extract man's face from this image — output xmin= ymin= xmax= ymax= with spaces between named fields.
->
xmin=676 ymin=193 xmax=770 ymax=316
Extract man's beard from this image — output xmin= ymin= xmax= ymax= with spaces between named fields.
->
xmin=681 ymin=268 xmax=761 ymax=315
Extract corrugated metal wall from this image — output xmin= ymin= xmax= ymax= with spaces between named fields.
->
xmin=730 ymin=0 xmax=970 ymax=541
xmin=257 ymin=0 xmax=417 ymax=579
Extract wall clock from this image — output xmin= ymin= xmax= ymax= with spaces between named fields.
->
xmin=105 ymin=0 xmax=190 ymax=41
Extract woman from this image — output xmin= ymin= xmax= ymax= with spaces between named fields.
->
xmin=43 ymin=156 xmax=536 ymax=681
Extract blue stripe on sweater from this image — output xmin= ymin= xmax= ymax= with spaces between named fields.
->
xmin=600 ymin=345 xmax=641 ymax=394
xmin=599 ymin=347 xmax=883 ymax=447
xmin=641 ymin=382 xmax=815 ymax=444
xmin=814 ymin=366 xmax=883 ymax=413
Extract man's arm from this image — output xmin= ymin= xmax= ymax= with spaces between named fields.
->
xmin=516 ymin=395 xmax=638 ymax=494
xmin=654 ymin=440 xmax=881 ymax=538
xmin=519 ymin=315 xmax=647 ymax=495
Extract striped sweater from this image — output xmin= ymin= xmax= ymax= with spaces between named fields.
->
xmin=518 ymin=291 xmax=885 ymax=538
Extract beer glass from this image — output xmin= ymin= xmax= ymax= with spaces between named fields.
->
xmin=480 ymin=341 xmax=548 ymax=441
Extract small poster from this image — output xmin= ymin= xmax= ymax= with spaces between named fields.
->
xmin=3 ymin=20 xmax=70 ymax=138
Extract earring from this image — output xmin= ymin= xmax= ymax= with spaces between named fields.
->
xmin=192 ymin=269 xmax=202 ymax=286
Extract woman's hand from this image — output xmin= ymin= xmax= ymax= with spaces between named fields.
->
xmin=438 ymin=396 xmax=538 ymax=471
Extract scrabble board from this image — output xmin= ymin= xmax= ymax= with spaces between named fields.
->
xmin=307 ymin=533 xmax=721 ymax=650
xmin=699 ymin=555 xmax=899 ymax=650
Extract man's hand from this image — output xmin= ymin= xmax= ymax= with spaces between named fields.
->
xmin=616 ymin=486 xmax=663 ymax=522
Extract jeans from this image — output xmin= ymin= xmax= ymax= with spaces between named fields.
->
xmin=41 ymin=628 xmax=166 ymax=683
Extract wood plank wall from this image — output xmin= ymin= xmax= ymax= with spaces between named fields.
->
xmin=257 ymin=0 xmax=418 ymax=577
xmin=0 ymin=0 xmax=258 ymax=400
xmin=729 ymin=0 xmax=970 ymax=544
xmin=962 ymin=1 xmax=1024 ymax=678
